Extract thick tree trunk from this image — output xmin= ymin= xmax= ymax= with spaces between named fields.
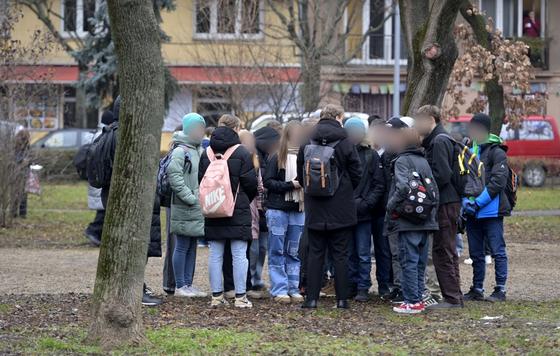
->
xmin=301 ymin=55 xmax=322 ymax=113
xmin=460 ymin=1 xmax=505 ymax=135
xmin=87 ymin=0 xmax=165 ymax=349
xmin=400 ymin=0 xmax=462 ymax=115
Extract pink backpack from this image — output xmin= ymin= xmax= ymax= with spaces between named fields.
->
xmin=199 ymin=144 xmax=240 ymax=218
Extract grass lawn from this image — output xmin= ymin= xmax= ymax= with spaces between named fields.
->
xmin=1 ymin=294 xmax=559 ymax=355
xmin=515 ymin=187 xmax=560 ymax=211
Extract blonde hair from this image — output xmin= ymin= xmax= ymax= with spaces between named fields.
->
xmin=320 ymin=104 xmax=344 ymax=121
xmin=218 ymin=114 xmax=241 ymax=131
xmin=278 ymin=120 xmax=302 ymax=169
xmin=415 ymin=105 xmax=441 ymax=123
xmin=238 ymin=129 xmax=260 ymax=169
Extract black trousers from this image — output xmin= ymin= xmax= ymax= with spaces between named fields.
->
xmin=306 ymin=227 xmax=351 ymax=301
xmin=85 ymin=209 xmax=105 ymax=239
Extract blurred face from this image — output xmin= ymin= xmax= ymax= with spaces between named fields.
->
xmin=468 ymin=123 xmax=489 ymax=143
xmin=414 ymin=114 xmax=435 ymax=137
xmin=347 ymin=128 xmax=365 ymax=145
xmin=369 ymin=124 xmax=386 ymax=148
xmin=287 ymin=125 xmax=304 ymax=146
xmin=240 ymin=133 xmax=256 ymax=153
xmin=384 ymin=128 xmax=404 ymax=152
xmin=189 ymin=124 xmax=206 ymax=142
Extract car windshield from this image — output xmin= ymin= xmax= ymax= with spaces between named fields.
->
xmin=42 ymin=131 xmax=79 ymax=148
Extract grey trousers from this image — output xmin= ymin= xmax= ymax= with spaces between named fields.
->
xmin=249 ymin=231 xmax=268 ymax=288
xmin=388 ymin=233 xmax=401 ymax=288
xmin=425 ymin=234 xmax=442 ymax=299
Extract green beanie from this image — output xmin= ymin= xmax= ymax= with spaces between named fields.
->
xmin=182 ymin=113 xmax=206 ymax=135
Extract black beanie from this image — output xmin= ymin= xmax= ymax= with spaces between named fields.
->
xmin=471 ymin=113 xmax=491 ymax=132
xmin=101 ymin=110 xmax=115 ymax=126
xmin=254 ymin=126 xmax=280 ymax=143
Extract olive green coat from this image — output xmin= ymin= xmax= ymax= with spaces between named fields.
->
xmin=168 ymin=132 xmax=204 ymax=237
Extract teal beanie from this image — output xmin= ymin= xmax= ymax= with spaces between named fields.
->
xmin=182 ymin=113 xmax=206 ymax=134
xmin=344 ymin=117 xmax=366 ymax=133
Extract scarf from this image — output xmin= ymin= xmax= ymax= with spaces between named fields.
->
xmin=284 ymin=147 xmax=304 ymax=211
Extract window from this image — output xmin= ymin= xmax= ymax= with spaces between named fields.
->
xmin=195 ymin=86 xmax=233 ymax=126
xmin=194 ymin=0 xmax=263 ymax=39
xmin=500 ymin=120 xmax=554 ymax=141
xmin=343 ymin=92 xmax=404 ymax=118
xmin=351 ymin=0 xmax=407 ymax=65
xmin=479 ymin=0 xmax=545 ymax=38
xmin=43 ymin=131 xmax=79 ymax=148
xmin=13 ymin=85 xmax=60 ymax=130
xmin=61 ymin=0 xmax=98 ymax=37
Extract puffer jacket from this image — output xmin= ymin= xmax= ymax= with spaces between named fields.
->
xmin=168 ymin=131 xmax=205 ymax=237
xmin=472 ymin=135 xmax=512 ymax=218
xmin=199 ymin=127 xmax=258 ymax=241
xmin=385 ymin=148 xmax=440 ymax=234
xmin=296 ymin=118 xmax=362 ymax=231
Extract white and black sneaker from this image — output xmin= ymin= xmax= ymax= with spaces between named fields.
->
xmin=422 ymin=293 xmax=439 ymax=308
xmin=142 ymin=286 xmax=163 ymax=306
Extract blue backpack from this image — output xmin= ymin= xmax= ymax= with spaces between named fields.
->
xmin=157 ymin=143 xmax=191 ymax=207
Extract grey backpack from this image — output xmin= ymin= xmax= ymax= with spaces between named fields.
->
xmin=303 ymin=139 xmax=341 ymax=197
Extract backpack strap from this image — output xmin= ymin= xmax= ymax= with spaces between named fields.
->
xmin=206 ymin=144 xmax=240 ymax=162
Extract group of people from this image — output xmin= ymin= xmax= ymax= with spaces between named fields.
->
xmin=85 ymin=99 xmax=512 ymax=314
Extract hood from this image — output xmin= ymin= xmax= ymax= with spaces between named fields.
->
xmin=310 ymin=119 xmax=347 ymax=144
xmin=486 ymin=133 xmax=503 ymax=145
xmin=475 ymin=133 xmax=507 ymax=154
xmin=210 ymin=126 xmax=241 ymax=152
xmin=172 ymin=131 xmax=200 ymax=147
xmin=399 ymin=146 xmax=425 ymax=158
xmin=254 ymin=126 xmax=280 ymax=153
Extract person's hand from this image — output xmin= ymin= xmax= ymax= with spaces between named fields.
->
xmin=462 ymin=198 xmax=478 ymax=216
xmin=292 ymin=180 xmax=301 ymax=189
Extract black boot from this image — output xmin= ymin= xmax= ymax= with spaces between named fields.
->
xmin=301 ymin=299 xmax=318 ymax=309
xmin=336 ymin=300 xmax=349 ymax=309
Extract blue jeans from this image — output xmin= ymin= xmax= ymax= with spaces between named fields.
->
xmin=249 ymin=231 xmax=268 ymax=289
xmin=172 ymin=234 xmax=197 ymax=289
xmin=208 ymin=240 xmax=248 ymax=295
xmin=372 ymin=216 xmax=392 ymax=294
xmin=398 ymin=231 xmax=429 ymax=304
xmin=466 ymin=217 xmax=508 ymax=291
xmin=266 ymin=209 xmax=304 ymax=296
xmin=348 ymin=221 xmax=372 ymax=291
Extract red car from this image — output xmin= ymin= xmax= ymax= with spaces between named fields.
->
xmin=446 ymin=115 xmax=560 ymax=187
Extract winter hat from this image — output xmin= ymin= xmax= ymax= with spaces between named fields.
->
xmin=386 ymin=116 xmax=415 ymax=129
xmin=470 ymin=113 xmax=491 ymax=133
xmin=112 ymin=96 xmax=121 ymax=121
xmin=101 ymin=110 xmax=115 ymax=126
xmin=182 ymin=113 xmax=206 ymax=134
xmin=344 ymin=117 xmax=367 ymax=133
xmin=254 ymin=126 xmax=280 ymax=143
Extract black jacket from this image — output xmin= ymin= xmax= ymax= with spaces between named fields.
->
xmin=385 ymin=148 xmax=440 ymax=234
xmin=422 ymin=124 xmax=461 ymax=205
xmin=254 ymin=127 xmax=279 ymax=232
xmin=199 ymin=127 xmax=258 ymax=241
xmin=372 ymin=150 xmax=394 ymax=217
xmin=263 ymin=154 xmax=300 ymax=212
xmin=354 ymin=144 xmax=385 ymax=222
xmin=475 ymin=142 xmax=512 ymax=218
xmin=296 ymin=119 xmax=362 ymax=231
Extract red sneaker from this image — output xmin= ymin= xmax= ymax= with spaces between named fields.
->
xmin=392 ymin=302 xmax=425 ymax=314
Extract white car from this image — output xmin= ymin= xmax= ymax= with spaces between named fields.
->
xmin=250 ymin=110 xmax=370 ymax=132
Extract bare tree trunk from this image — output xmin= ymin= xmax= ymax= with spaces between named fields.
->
xmin=301 ymin=55 xmax=321 ymax=113
xmin=87 ymin=0 xmax=165 ymax=349
xmin=401 ymin=0 xmax=462 ymax=115
xmin=460 ymin=1 xmax=505 ymax=135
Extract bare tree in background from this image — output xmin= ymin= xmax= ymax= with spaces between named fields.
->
xmin=267 ymin=0 xmax=392 ymax=112
xmin=0 ymin=7 xmax=54 ymax=227
xmin=86 ymin=0 xmax=165 ymax=348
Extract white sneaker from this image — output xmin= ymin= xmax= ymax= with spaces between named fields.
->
xmin=210 ymin=294 xmax=229 ymax=307
xmin=289 ymin=293 xmax=304 ymax=302
xmin=464 ymin=258 xmax=473 ymax=265
xmin=189 ymin=285 xmax=208 ymax=298
xmin=224 ymin=290 xmax=236 ymax=299
xmin=175 ymin=286 xmax=198 ymax=298
xmin=485 ymin=255 xmax=493 ymax=265
xmin=234 ymin=295 xmax=253 ymax=308
xmin=273 ymin=295 xmax=291 ymax=303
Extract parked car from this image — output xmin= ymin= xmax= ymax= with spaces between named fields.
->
xmin=250 ymin=110 xmax=369 ymax=132
xmin=32 ymin=128 xmax=98 ymax=150
xmin=446 ymin=115 xmax=560 ymax=187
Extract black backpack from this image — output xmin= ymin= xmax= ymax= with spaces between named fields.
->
xmin=437 ymin=134 xmax=485 ymax=198
xmin=73 ymin=143 xmax=91 ymax=180
xmin=394 ymin=157 xmax=438 ymax=224
xmin=87 ymin=122 xmax=118 ymax=189
xmin=505 ymin=164 xmax=519 ymax=210
xmin=157 ymin=144 xmax=191 ymax=208
xmin=303 ymin=139 xmax=340 ymax=197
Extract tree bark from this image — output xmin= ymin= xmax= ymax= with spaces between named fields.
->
xmin=301 ymin=55 xmax=322 ymax=113
xmin=400 ymin=0 xmax=462 ymax=115
xmin=460 ymin=1 xmax=505 ymax=135
xmin=87 ymin=0 xmax=165 ymax=349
